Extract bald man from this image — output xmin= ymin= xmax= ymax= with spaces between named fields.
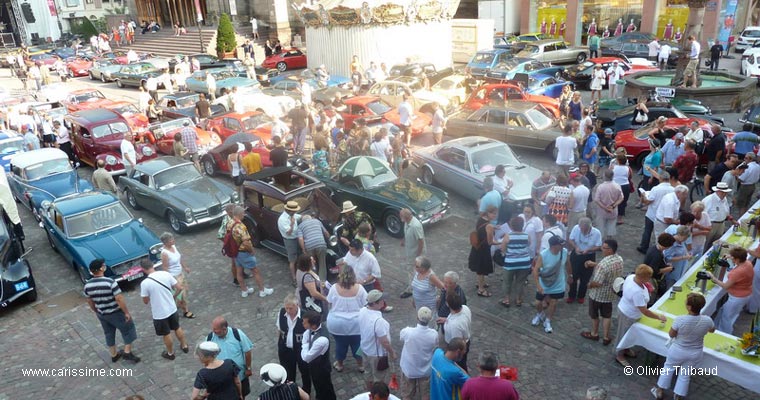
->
xmin=207 ymin=316 xmax=254 ymax=398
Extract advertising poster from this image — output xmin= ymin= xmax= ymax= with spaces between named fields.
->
xmin=717 ymin=0 xmax=738 ymax=50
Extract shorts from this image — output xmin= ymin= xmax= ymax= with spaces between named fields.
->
xmin=185 ymin=152 xmax=199 ymax=164
xmin=153 ymin=311 xmax=180 ymax=336
xmin=364 ymin=355 xmax=390 ymax=385
xmin=684 ymin=59 xmax=698 ymax=75
xmin=97 ymin=310 xmax=137 ymax=347
xmin=588 ymin=299 xmax=613 ymax=319
xmin=283 ymin=238 xmax=299 ymax=263
xmin=235 ymin=251 xmax=257 ymax=269
xmin=536 ymin=291 xmax=565 ymax=301
xmin=43 ymin=134 xmax=57 ymax=144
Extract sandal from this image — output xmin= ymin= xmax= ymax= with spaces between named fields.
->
xmin=500 ymin=300 xmax=511 ymax=308
xmin=184 ymin=312 xmax=195 ymax=319
xmin=333 ymin=361 xmax=344 ymax=372
xmin=477 ymin=290 xmax=492 ymax=297
xmin=615 ymin=358 xmax=631 ymax=368
xmin=602 ymin=338 xmax=612 ymax=346
xmin=580 ymin=332 xmax=600 ymax=341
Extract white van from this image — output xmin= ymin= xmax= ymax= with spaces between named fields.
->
xmin=736 ymin=26 xmax=760 ymax=52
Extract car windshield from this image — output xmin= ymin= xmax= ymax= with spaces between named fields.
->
xmin=241 ymin=115 xmax=265 ymax=130
xmin=366 ymin=100 xmax=392 ymax=115
xmin=0 ymin=138 xmax=23 ymax=154
xmin=74 ymin=91 xmax=105 ymax=102
xmin=360 ymin=169 xmax=398 ymax=189
xmin=110 ymin=104 xmax=140 ymax=116
xmin=154 ymin=163 xmax=202 ymax=190
xmin=92 ymin=122 xmax=130 ymax=138
xmin=174 ymin=96 xmax=198 ymax=108
xmin=525 ymin=107 xmax=554 ymax=129
xmin=154 ymin=118 xmax=192 ymax=133
xmin=433 ymin=78 xmax=457 ymax=90
xmin=65 ymin=202 xmax=132 ymax=238
xmin=634 ymin=122 xmax=657 ymax=139
xmin=521 ymin=45 xmax=540 ymax=54
xmin=212 ymin=70 xmax=238 ymax=80
xmin=492 ymin=59 xmax=521 ymax=71
xmin=743 ymin=29 xmax=760 ymax=38
xmin=471 ymin=146 xmax=521 ymax=175
xmin=472 ymin=52 xmax=495 ymax=64
xmin=25 ymin=158 xmax=71 ymax=180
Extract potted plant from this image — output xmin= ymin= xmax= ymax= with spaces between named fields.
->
xmin=216 ymin=13 xmax=237 ymax=59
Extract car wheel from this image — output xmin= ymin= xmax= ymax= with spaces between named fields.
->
xmin=23 ymin=287 xmax=37 ymax=303
xmin=634 ymin=151 xmax=649 ymax=167
xmin=576 ymin=53 xmax=587 ymax=64
xmin=167 ymin=211 xmax=184 ymax=233
xmin=46 ymin=229 xmax=59 ymax=253
xmin=124 ymin=189 xmax=142 ymax=210
xmin=76 ymin=263 xmax=89 ymax=284
xmin=383 ymin=210 xmax=403 ymax=238
xmin=116 ymin=79 xmax=124 ymax=88
xmin=89 ymin=71 xmax=95 ymax=80
xmin=202 ymin=157 xmax=216 ymax=176
xmin=101 ymin=74 xmax=106 ymax=83
xmin=421 ymin=166 xmax=434 ymax=185
xmin=276 ymin=62 xmax=287 ymax=72
xmin=545 ymin=142 xmax=556 ymax=158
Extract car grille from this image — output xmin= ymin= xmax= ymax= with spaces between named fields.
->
xmin=194 ymin=209 xmax=210 ymax=219
xmin=194 ymin=201 xmax=227 ymax=220
xmin=110 ymin=256 xmax=143 ymax=276
xmin=267 ymin=69 xmax=279 ymax=78
xmin=471 ymin=68 xmax=486 ymax=76
xmin=208 ymin=205 xmax=221 ymax=217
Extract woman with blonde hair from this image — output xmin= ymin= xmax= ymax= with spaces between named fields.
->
xmin=159 ymin=232 xmax=193 ymax=319
xmin=326 ymin=266 xmax=366 ymax=372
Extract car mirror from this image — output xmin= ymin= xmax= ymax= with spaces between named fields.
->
xmin=40 ymin=200 xmax=51 ymax=212
xmin=18 ymin=247 xmax=33 ymax=261
xmin=138 ymin=217 xmax=144 ymax=224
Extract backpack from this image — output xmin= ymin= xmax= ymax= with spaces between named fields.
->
xmin=207 ymin=327 xmax=241 ymax=342
xmin=469 ymin=230 xmax=481 ymax=248
xmin=222 ymin=222 xmax=241 ymax=258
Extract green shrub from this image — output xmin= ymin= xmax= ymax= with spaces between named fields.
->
xmin=216 ymin=13 xmax=236 ymax=53
xmin=70 ymin=18 xmax=99 ymax=38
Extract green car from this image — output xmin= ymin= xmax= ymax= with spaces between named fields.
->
xmin=319 ymin=156 xmax=449 ymax=237
xmin=112 ymin=62 xmax=162 ymax=89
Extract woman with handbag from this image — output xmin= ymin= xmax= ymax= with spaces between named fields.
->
xmin=469 ymin=206 xmax=498 ymax=298
xmin=499 ymin=216 xmax=533 ymax=308
xmin=632 ymin=98 xmax=649 ymax=127
xmin=296 ymin=254 xmax=327 ymax=314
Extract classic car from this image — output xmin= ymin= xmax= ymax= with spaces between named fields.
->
xmin=338 ymin=96 xmax=429 ymax=135
xmin=158 ymin=92 xmax=226 ymax=121
xmin=484 ymin=58 xmax=565 ymax=81
xmin=40 ymin=191 xmax=163 ymax=284
xmin=387 ymin=63 xmax=454 ymax=86
xmin=522 ymin=74 xmax=574 ymax=98
xmin=319 ymin=156 xmax=449 ymax=237
xmin=600 ymin=32 xmax=656 ymax=48
xmin=367 ymin=77 xmax=451 ymax=114
xmin=740 ymin=104 xmax=760 ymax=131
xmin=112 ymin=62 xmax=162 ymax=89
xmin=412 ymin=136 xmax=541 ymax=206
xmin=261 ymin=79 xmax=352 ymax=107
xmin=445 ymin=103 xmax=562 ymax=153
xmin=28 ymin=101 xmax=68 ymax=126
xmin=614 ymin=118 xmax=719 ymax=166
xmin=7 ymin=148 xmax=93 ymax=220
xmin=0 ymin=206 xmax=36 ymax=307
xmin=100 ymin=50 xmax=130 ymax=65
xmin=205 ymin=111 xmax=273 ymax=142
xmin=430 ymin=74 xmax=470 ymax=107
xmin=270 ymin=68 xmax=352 ymax=89
xmin=601 ymin=40 xmax=679 ymax=66
xmin=561 ymin=56 xmax=659 ymax=89
xmin=465 ymin=48 xmax=513 ymax=77
xmin=261 ymin=48 xmax=308 ymax=72
xmin=29 ymin=53 xmax=60 ymax=66
xmin=214 ymin=86 xmax=296 ymax=118
xmin=62 ymin=89 xmax=113 ymax=112
xmin=595 ymin=99 xmax=721 ymax=132
xmin=516 ymin=39 xmax=588 ymax=64
xmin=65 ymin=109 xmax=158 ymax=175
xmin=119 ymin=157 xmax=237 ymax=232
xmin=0 ymin=130 xmax=24 ymax=172
xmin=169 ymin=53 xmax=242 ymax=70
xmin=48 ymin=47 xmax=76 ymax=60
xmin=142 ymin=57 xmax=171 ymax=71
xmin=88 ymin=59 xmax=121 ymax=82
xmin=144 ymin=117 xmax=221 ymax=155
xmin=202 ymin=133 xmax=271 ymax=176
xmin=186 ymin=68 xmax=261 ymax=97
xmin=462 ymin=83 xmax=560 ymax=117
xmin=104 ymin=101 xmax=150 ymax=135
xmin=203 ymin=59 xmax=281 ymax=85
xmin=66 ymin=56 xmax=94 ymax=77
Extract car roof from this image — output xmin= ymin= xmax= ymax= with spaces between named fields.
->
xmin=0 ymin=129 xmax=20 ymax=140
xmin=343 ymin=96 xmax=379 ymax=105
xmin=136 ymin=156 xmax=192 ymax=175
xmin=242 ymin=167 xmax=324 ymax=199
xmin=54 ymin=191 xmax=120 ymax=215
xmin=479 ymin=103 xmax=538 ymax=112
xmin=161 ymin=91 xmax=198 ymax=100
xmin=530 ymin=39 xmax=566 ymax=45
xmin=443 ymin=136 xmax=504 ymax=151
xmin=10 ymin=148 xmax=68 ymax=168
xmin=69 ymin=108 xmax=123 ymax=122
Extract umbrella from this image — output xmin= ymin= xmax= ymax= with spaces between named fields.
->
xmin=339 ymin=156 xmax=391 ymax=178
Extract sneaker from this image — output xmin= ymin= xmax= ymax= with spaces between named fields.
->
xmin=232 ymin=279 xmax=239 ymax=286
xmin=382 ymin=306 xmax=394 ymax=313
xmin=161 ymin=351 xmax=175 ymax=360
xmin=399 ymin=291 xmax=412 ymax=299
xmin=543 ymin=319 xmax=553 ymax=333
xmin=531 ymin=312 xmax=545 ymax=326
xmin=259 ymin=287 xmax=274 ymax=297
xmin=649 ymin=387 xmax=663 ymax=400
xmin=111 ymin=350 xmax=123 ymax=362
xmin=241 ymin=288 xmax=254 ymax=298
xmin=122 ymin=352 xmax=141 ymax=363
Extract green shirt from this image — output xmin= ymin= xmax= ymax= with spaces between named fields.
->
xmin=403 ymin=217 xmax=426 ymax=262
xmin=589 ymin=35 xmax=600 ymax=49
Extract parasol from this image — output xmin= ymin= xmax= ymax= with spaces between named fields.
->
xmin=338 ymin=156 xmax=390 ymax=178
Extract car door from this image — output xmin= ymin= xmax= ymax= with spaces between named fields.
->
xmin=432 ymin=146 xmax=474 ymax=197
xmin=73 ymin=125 xmax=97 ymax=166
xmin=539 ymin=44 xmax=555 ymax=62
xmin=130 ymin=170 xmax=161 ymax=215
xmin=7 ymin=164 xmax=25 ymax=203
xmin=187 ymin=71 xmax=206 ymax=93
xmin=224 ymin=117 xmax=243 ymax=135
xmin=47 ymin=207 xmax=74 ymax=264
xmin=506 ymin=111 xmax=540 ymax=149
xmin=477 ymin=109 xmax=511 ymax=145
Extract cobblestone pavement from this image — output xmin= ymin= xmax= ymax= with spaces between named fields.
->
xmin=0 ymin=67 xmax=755 ymax=400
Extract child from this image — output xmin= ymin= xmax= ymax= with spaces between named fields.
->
xmin=354 ymin=222 xmax=375 ymax=254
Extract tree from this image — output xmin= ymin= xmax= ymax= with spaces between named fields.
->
xmin=216 ymin=13 xmax=236 ymax=55
xmin=671 ymin=0 xmax=706 ymax=87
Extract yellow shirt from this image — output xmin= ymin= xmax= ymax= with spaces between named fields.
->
xmin=241 ymin=152 xmax=263 ymax=175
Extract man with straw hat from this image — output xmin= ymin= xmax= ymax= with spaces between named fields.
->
xmin=259 ymin=362 xmax=309 ymax=400
xmin=701 ymin=182 xmax=734 ymax=253
xmin=339 ymin=200 xmax=376 ymax=248
xmin=279 ymin=200 xmax=303 ymax=287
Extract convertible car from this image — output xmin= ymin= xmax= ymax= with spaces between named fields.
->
xmin=201 ymin=132 xmax=309 ymax=176
xmin=118 ymin=157 xmax=238 ymax=232
xmin=485 ymin=58 xmax=565 ymax=81
xmin=7 ymin=148 xmax=93 ymax=220
xmin=337 ymin=96 xmax=429 ymax=135
xmin=40 ymin=191 xmax=163 ymax=284
xmin=66 ymin=56 xmax=94 ymax=77
xmin=261 ymin=80 xmax=352 ymax=107
xmin=319 ymin=156 xmax=449 ymax=237
xmin=104 ymin=101 xmax=150 ymax=135
xmin=212 ymin=86 xmax=296 ymax=118
xmin=463 ymin=83 xmax=560 ymax=117
xmin=523 ymin=74 xmax=574 ymax=99
xmin=158 ymin=92 xmax=226 ymax=121
xmin=205 ymin=111 xmax=273 ymax=142
xmin=143 ymin=118 xmax=221 ymax=155
xmin=186 ymin=68 xmax=260 ymax=97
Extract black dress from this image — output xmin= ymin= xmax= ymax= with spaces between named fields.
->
xmin=193 ymin=359 xmax=240 ymax=400
xmin=468 ymin=217 xmax=493 ymax=275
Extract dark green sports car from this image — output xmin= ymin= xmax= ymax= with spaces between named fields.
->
xmin=319 ymin=156 xmax=449 ymax=237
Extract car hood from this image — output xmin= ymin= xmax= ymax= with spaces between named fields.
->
xmin=73 ymin=221 xmax=158 ymax=266
xmin=414 ymin=90 xmax=449 ymax=106
xmin=160 ymin=178 xmax=231 ymax=211
xmin=367 ymin=179 xmax=447 ymax=214
xmin=29 ymin=172 xmax=93 ymax=200
xmin=218 ymin=78 xmax=259 ymax=88
xmin=499 ymin=165 xmax=542 ymax=202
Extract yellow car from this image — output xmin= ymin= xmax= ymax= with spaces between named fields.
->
xmin=430 ymin=74 xmax=469 ymax=107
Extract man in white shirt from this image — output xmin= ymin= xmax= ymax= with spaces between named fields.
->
xmin=126 ymin=49 xmax=139 ymax=63
xmin=540 ymin=213 xmax=566 ymax=252
xmin=301 ymin=310 xmax=336 ymax=400
xmin=270 ymin=116 xmax=290 ymax=141
xmin=555 ymin=124 xmax=578 ymax=173
xmin=606 ymin=61 xmax=625 ymax=98
xmin=684 ymin=121 xmax=704 ymax=147
xmin=654 ymin=185 xmax=689 ymax=238
xmin=568 ymin=174 xmax=590 ymax=231
xmin=684 ymin=35 xmax=701 ymax=88
xmin=140 ymin=259 xmax=188 ymax=360
xmin=431 ymin=102 xmax=446 ymax=144
xmin=648 ymin=38 xmax=661 ymax=62
xmin=299 ymin=78 xmax=313 ymax=105
xmin=398 ymin=94 xmax=414 ymax=146
xmin=702 ymin=182 xmax=734 ymax=252
xmin=399 ymin=307 xmax=437 ymax=399
xmin=733 ymin=153 xmax=760 ymax=214
xmin=359 ymin=290 xmax=396 ymax=388
xmin=120 ymin=132 xmax=137 ymax=177
xmin=341 ymin=239 xmax=392 ymax=312
xmin=145 ymin=75 xmax=159 ymax=102
xmin=206 ymin=72 xmax=217 ymax=100
xmin=637 ymin=171 xmax=676 ymax=253
xmin=277 ymin=201 xmax=301 ymax=285
xmin=441 ymin=292 xmax=471 ymax=371
xmin=658 ymin=43 xmax=672 ymax=70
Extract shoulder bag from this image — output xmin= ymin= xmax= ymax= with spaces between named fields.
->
xmin=539 ymin=249 xmax=566 ymax=287
xmin=374 ymin=318 xmax=389 ymax=371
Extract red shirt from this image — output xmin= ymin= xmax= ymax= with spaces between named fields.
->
xmin=672 ymin=151 xmax=699 ymax=183
xmin=462 ymin=376 xmax=520 ymax=400
xmin=728 ymin=261 xmax=754 ymax=298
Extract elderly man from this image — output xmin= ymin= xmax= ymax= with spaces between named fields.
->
xmin=301 ymin=310 xmax=336 ymax=400
xmin=532 ymin=235 xmax=572 ymax=333
xmin=437 ymin=271 xmax=467 ymax=336
xmin=179 ymin=120 xmax=200 ymax=171
xmin=400 ymin=208 xmax=426 ymax=299
xmin=231 ymin=205 xmax=274 ymax=298
xmin=279 ymin=201 xmax=302 ymax=286
xmin=298 ymin=215 xmax=330 ymax=282
xmin=532 ymin=171 xmax=556 ymax=216
xmin=672 ymin=139 xmax=699 ymax=184
xmin=399 ymin=307 xmax=438 ymax=400
xmin=567 ymin=218 xmax=602 ymax=304
xmin=581 ymin=239 xmax=624 ymax=345
xmin=92 ymin=159 xmax=118 ymax=193
xmin=120 ymin=131 xmax=136 ymax=177
xmin=661 ymin=133 xmax=685 ymax=166
xmin=359 ymin=290 xmax=396 ymax=389
xmin=702 ymin=182 xmax=734 ymax=253
xmin=637 ymin=171 xmax=675 ymax=254
xmin=461 ymin=352 xmax=520 ymax=400
xmin=207 ymin=316 xmax=254 ymax=398
xmin=734 ymin=152 xmax=760 ymax=214
xmin=430 ymin=338 xmax=469 ymax=400
xmin=479 ymin=176 xmax=501 ymax=223
xmin=654 ymin=185 xmax=689 ymax=238
xmin=339 ymin=200 xmax=376 ymax=247
xmin=275 ymin=294 xmax=311 ymax=394
xmin=442 ymin=293 xmax=472 ymax=371
xmin=593 ymin=170 xmax=623 ymax=239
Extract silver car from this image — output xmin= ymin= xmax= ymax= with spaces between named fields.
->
xmin=412 ymin=136 xmax=541 ymax=204
xmin=517 ymin=39 xmax=588 ymax=64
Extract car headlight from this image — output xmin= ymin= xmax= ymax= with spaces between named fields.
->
xmin=105 ymin=155 xmax=117 ymax=165
xmin=210 ymin=133 xmax=221 ymax=144
xmin=149 ymin=243 xmax=163 ymax=255
xmin=184 ymin=208 xmax=193 ymax=222
xmin=142 ymin=146 xmax=154 ymax=157
xmin=231 ymin=192 xmax=239 ymax=203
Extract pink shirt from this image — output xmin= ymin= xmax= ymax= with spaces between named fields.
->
xmin=462 ymin=376 xmax=520 ymax=400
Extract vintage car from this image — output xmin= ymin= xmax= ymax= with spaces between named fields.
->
xmin=202 ymin=133 xmax=271 ymax=176
xmin=29 ymin=53 xmax=60 ymax=66
xmin=205 ymin=111 xmax=273 ymax=142
xmin=522 ymin=74 xmax=575 ymax=99
xmin=158 ymin=92 xmax=226 ymax=121
xmin=614 ymin=118 xmax=719 ymax=166
xmin=37 ymin=83 xmax=74 ymax=104
xmin=261 ymin=48 xmax=308 ymax=72
xmin=40 ymin=191 xmax=163 ymax=284
xmin=261 ymin=79 xmax=352 ymax=107
xmin=412 ymin=136 xmax=541 ymax=207
xmin=88 ymin=59 xmax=122 ymax=82
xmin=104 ymin=101 xmax=150 ymax=135
xmin=112 ymin=62 xmax=162 ymax=89
xmin=48 ymin=47 xmax=76 ymax=60
xmin=430 ymin=74 xmax=469 ymax=107
xmin=119 ymin=157 xmax=237 ymax=232
xmin=495 ymin=33 xmax=553 ymax=50
xmin=387 ymin=63 xmax=454 ymax=86
xmin=28 ymin=101 xmax=68 ymax=126
xmin=601 ymin=40 xmax=679 ymax=66
xmin=213 ymin=86 xmax=296 ymax=118
xmin=0 ymin=130 xmax=24 ymax=172
xmin=100 ymin=50 xmax=130 ymax=65
xmin=319 ymin=156 xmax=449 ymax=237
xmin=465 ymin=48 xmax=513 ymax=77
xmin=485 ymin=58 xmax=565 ymax=81
xmin=445 ymin=103 xmax=562 ymax=153
xmin=144 ymin=117 xmax=221 ymax=155
xmin=270 ymin=68 xmax=352 ymax=89
xmin=186 ymin=68 xmax=261 ymax=97
xmin=462 ymin=83 xmax=560 ymax=117
xmin=7 ymin=148 xmax=93 ymax=220
xmin=600 ymin=32 xmax=657 ymax=49
xmin=66 ymin=56 xmax=94 ymax=77
xmin=516 ymin=39 xmax=588 ymax=64
xmin=367 ymin=77 xmax=451 ymax=114
xmin=338 ymin=96 xmax=430 ymax=135
xmin=65 ymin=109 xmax=158 ymax=175
xmin=740 ymin=46 xmax=760 ymax=77
xmin=561 ymin=56 xmax=659 ymax=89
xmin=0 ymin=206 xmax=36 ymax=307
xmin=595 ymin=99 xmax=721 ymax=132
xmin=62 ymin=89 xmax=113 ymax=112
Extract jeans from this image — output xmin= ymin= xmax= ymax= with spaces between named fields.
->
xmin=618 ymin=184 xmax=631 ymax=216
xmin=333 ymin=334 xmax=361 ymax=362
xmin=97 ymin=310 xmax=137 ymax=347
xmin=502 ymin=268 xmax=531 ymax=303
xmin=589 ymin=48 xmax=598 ymax=58
xmin=638 ymin=217 xmax=654 ymax=250
xmin=568 ymin=252 xmax=595 ymax=300
xmin=709 ymin=57 xmax=720 ymax=71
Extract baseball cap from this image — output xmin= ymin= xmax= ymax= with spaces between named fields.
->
xmin=367 ymin=289 xmax=385 ymax=304
xmin=417 ymin=307 xmax=433 ymax=324
xmin=548 ymin=235 xmax=565 ymax=246
xmin=604 ymin=128 xmax=614 ymax=135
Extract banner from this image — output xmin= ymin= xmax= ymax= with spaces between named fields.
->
xmin=195 ymin=0 xmax=203 ymax=21
xmin=48 ymin=0 xmax=57 ymax=17
xmin=717 ymin=0 xmax=738 ymax=51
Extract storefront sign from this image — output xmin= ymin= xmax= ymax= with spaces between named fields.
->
xmin=655 ymin=87 xmax=675 ymax=98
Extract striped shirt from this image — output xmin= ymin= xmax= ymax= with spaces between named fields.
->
xmin=297 ymin=218 xmax=327 ymax=250
xmin=503 ymin=232 xmax=532 ymax=271
xmin=83 ymin=277 xmax=121 ymax=315
xmin=411 ymin=271 xmax=438 ymax=312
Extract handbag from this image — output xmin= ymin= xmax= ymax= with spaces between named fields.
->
xmin=538 ymin=249 xmax=565 ymax=287
xmin=374 ymin=319 xmax=390 ymax=371
xmin=634 ymin=110 xmax=648 ymax=123
xmin=492 ymin=248 xmax=506 ymax=266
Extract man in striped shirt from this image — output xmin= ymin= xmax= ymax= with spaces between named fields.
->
xmin=83 ymin=258 xmax=141 ymax=363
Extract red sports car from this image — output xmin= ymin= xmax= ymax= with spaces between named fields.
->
xmin=104 ymin=101 xmax=149 ymax=135
xmin=463 ymin=83 xmax=561 ymax=117
xmin=205 ymin=111 xmax=274 ymax=143
xmin=262 ymin=48 xmax=307 ymax=72
xmin=100 ymin=51 xmax=130 ymax=65
xmin=62 ymin=89 xmax=114 ymax=112
xmin=66 ymin=57 xmax=94 ymax=77
xmin=338 ymin=96 xmax=431 ymax=135
xmin=143 ymin=117 xmax=221 ymax=155
xmin=28 ymin=53 xmax=60 ymax=67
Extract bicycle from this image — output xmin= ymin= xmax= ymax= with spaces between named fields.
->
xmin=689 ymin=176 xmax=705 ymax=203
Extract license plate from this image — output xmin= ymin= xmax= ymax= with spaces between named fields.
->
xmin=429 ymin=212 xmax=443 ymax=224
xmin=14 ymin=281 xmax=29 ymax=291
xmin=126 ymin=272 xmax=143 ymax=281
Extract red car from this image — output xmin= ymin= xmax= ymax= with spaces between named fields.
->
xmin=262 ymin=48 xmax=307 ymax=72
xmin=338 ymin=96 xmax=431 ymax=135
xmin=463 ymin=83 xmax=561 ymax=117
xmin=105 ymin=101 xmax=149 ymax=135
xmin=66 ymin=57 xmax=94 ymax=77
xmin=614 ymin=118 xmax=730 ymax=165
xmin=28 ymin=53 xmax=60 ymax=67
xmin=143 ymin=117 xmax=222 ymax=155
xmin=205 ymin=111 xmax=274 ymax=143
xmin=201 ymin=134 xmax=273 ymax=176
xmin=100 ymin=51 xmax=130 ymax=65
xmin=62 ymin=89 xmax=115 ymax=112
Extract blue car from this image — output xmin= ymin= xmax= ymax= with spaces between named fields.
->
xmin=484 ymin=58 xmax=565 ymax=81
xmin=7 ymin=148 xmax=93 ymax=220
xmin=523 ymin=73 xmax=574 ymax=99
xmin=466 ymin=49 xmax=512 ymax=78
xmin=269 ymin=68 xmax=351 ymax=89
xmin=0 ymin=130 xmax=24 ymax=172
xmin=40 ymin=191 xmax=163 ymax=285
xmin=186 ymin=67 xmax=261 ymax=97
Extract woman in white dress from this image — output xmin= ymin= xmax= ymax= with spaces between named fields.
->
xmin=589 ymin=64 xmax=606 ymax=103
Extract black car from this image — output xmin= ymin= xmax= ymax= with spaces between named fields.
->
xmin=0 ymin=204 xmax=36 ymax=308
xmin=595 ymin=101 xmax=723 ymax=132
xmin=157 ymin=92 xmax=226 ymax=122
xmin=600 ymin=32 xmax=656 ymax=48
xmin=112 ymin=62 xmax=162 ymax=89
xmin=600 ymin=40 xmax=679 ymax=66
xmin=388 ymin=62 xmax=454 ymax=86
xmin=48 ymin=47 xmax=76 ymax=60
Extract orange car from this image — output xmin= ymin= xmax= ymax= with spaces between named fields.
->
xmin=337 ymin=96 xmax=431 ymax=136
xmin=205 ymin=111 xmax=274 ymax=143
xmin=144 ymin=117 xmax=222 ymax=155
xmin=66 ymin=57 xmax=94 ymax=77
xmin=463 ymin=83 xmax=560 ymax=117
xmin=105 ymin=101 xmax=149 ymax=135
xmin=62 ymin=89 xmax=114 ymax=112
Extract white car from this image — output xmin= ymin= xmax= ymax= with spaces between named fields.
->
xmin=212 ymin=86 xmax=295 ymax=118
xmin=36 ymin=83 xmax=71 ymax=103
xmin=735 ymin=26 xmax=760 ymax=52
xmin=431 ymin=74 xmax=469 ymax=107
xmin=741 ymin=47 xmax=760 ymax=77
